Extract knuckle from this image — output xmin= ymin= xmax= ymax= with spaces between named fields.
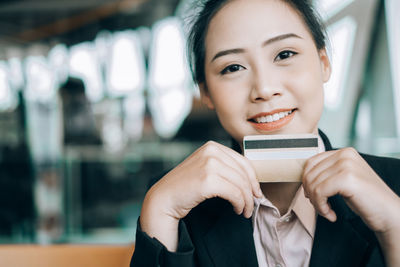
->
xmin=314 ymin=186 xmax=323 ymax=198
xmin=240 ymin=175 xmax=251 ymax=188
xmin=303 ymin=172 xmax=315 ymax=188
xmin=232 ymin=188 xmax=243 ymax=200
xmin=201 ymin=173 xmax=213 ymax=186
xmin=339 ymin=167 xmax=352 ymax=178
xmin=205 ymin=140 xmax=215 ymax=146
xmin=340 ymin=170 xmax=356 ymax=184
xmin=302 ymin=172 xmax=311 ymax=185
xmin=347 ymin=147 xmax=357 ymax=154
xmin=204 ymin=157 xmax=218 ymax=171
xmin=318 ymin=204 xmax=328 ymax=215
xmin=303 ymin=160 xmax=314 ymax=173
xmin=202 ymin=173 xmax=218 ymax=191
xmin=232 ymin=193 xmax=245 ymax=212
xmin=244 ymin=185 xmax=252 ymax=197
xmin=337 ymin=172 xmax=358 ymax=192
xmin=246 ymin=192 xmax=253 ymax=203
xmin=203 ymin=141 xmax=218 ymax=153
xmin=202 ymin=175 xmax=219 ymax=196
xmin=304 ymin=158 xmax=314 ymax=168
xmin=337 ymin=158 xmax=351 ymax=169
xmin=341 ymin=147 xmax=357 ymax=158
xmin=237 ymin=198 xmax=245 ymax=211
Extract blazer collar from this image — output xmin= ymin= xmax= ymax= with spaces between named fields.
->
xmin=318 ymin=129 xmax=333 ymax=151
xmin=208 ymin=130 xmax=371 ymax=266
xmin=202 ymin=197 xmax=373 ymax=267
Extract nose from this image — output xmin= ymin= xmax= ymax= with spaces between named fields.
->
xmin=250 ymin=69 xmax=281 ymax=102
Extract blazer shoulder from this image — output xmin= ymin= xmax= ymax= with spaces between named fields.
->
xmin=360 ymin=153 xmax=400 ymax=195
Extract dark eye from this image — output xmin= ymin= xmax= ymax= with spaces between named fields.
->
xmin=275 ymin=50 xmax=297 ymax=61
xmin=221 ymin=64 xmax=244 ymax=75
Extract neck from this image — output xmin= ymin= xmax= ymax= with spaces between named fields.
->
xmin=260 ymin=182 xmax=301 ymax=215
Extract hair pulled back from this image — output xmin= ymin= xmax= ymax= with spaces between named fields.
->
xmin=187 ymin=0 xmax=327 ymax=84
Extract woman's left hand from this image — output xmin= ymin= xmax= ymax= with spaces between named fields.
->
xmin=302 ymin=148 xmax=400 ymax=265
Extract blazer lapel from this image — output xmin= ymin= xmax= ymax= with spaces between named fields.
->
xmin=319 ymin=129 xmax=333 ymax=151
xmin=203 ymin=210 xmax=258 ymax=267
xmin=309 ymin=196 xmax=371 ymax=267
xmin=217 ymin=130 xmax=372 ymax=266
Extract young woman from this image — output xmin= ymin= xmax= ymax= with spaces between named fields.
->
xmin=131 ymin=0 xmax=400 ymax=266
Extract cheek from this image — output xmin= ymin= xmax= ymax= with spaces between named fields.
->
xmin=212 ymin=89 xmax=245 ymax=121
xmin=207 ymin=78 xmax=248 ymax=111
xmin=288 ymin=66 xmax=325 ymax=117
xmin=290 ymin=59 xmax=325 ymax=101
xmin=206 ymin=80 xmax=249 ymax=138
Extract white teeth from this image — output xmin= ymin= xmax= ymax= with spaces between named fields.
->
xmin=253 ymin=110 xmax=293 ymax=123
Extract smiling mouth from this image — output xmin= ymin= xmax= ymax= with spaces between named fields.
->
xmin=248 ymin=108 xmax=297 ymax=131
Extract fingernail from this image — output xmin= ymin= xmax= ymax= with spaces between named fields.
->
xmin=245 ymin=210 xmax=252 ymax=219
xmin=258 ymin=188 xmax=263 ymax=197
xmin=326 ymin=212 xmax=337 ymax=222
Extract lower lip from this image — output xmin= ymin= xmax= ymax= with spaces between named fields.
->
xmin=249 ymin=110 xmax=296 ymax=132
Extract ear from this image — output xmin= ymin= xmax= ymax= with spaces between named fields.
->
xmin=319 ymin=48 xmax=331 ymax=83
xmin=199 ymin=83 xmax=215 ymax=110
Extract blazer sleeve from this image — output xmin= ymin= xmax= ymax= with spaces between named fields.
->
xmin=130 ymin=217 xmax=195 ymax=267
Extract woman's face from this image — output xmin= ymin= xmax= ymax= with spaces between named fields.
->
xmin=201 ymin=0 xmax=331 ymax=144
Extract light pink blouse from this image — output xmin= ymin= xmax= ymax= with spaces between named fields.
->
xmin=252 ymin=186 xmax=317 ymax=267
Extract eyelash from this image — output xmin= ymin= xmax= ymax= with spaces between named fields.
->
xmin=275 ymin=50 xmax=298 ymax=61
xmin=220 ymin=64 xmax=244 ymax=75
xmin=219 ymin=50 xmax=298 ymax=75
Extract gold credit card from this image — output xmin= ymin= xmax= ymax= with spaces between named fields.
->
xmin=243 ymin=134 xmax=319 ymax=182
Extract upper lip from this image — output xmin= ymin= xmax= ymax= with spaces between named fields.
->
xmin=248 ymin=108 xmax=295 ymax=120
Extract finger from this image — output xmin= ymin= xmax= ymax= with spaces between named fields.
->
xmin=205 ymin=155 xmax=253 ymax=199
xmin=201 ymin=142 xmax=248 ymax=180
xmin=203 ymin=174 xmax=247 ymax=216
xmin=202 ymin=155 xmax=255 ymax=218
xmin=307 ymin=173 xmax=354 ymax=222
xmin=216 ymin=165 xmax=255 ymax=218
xmin=214 ymin=142 xmax=262 ymax=198
xmin=304 ymin=150 xmax=339 ymax=178
xmin=314 ymin=196 xmax=337 ymax=222
xmin=303 ymin=154 xmax=343 ymax=197
xmin=303 ymin=150 xmax=338 ymax=175
xmin=304 ymin=148 xmax=365 ymax=199
xmin=219 ymin=173 xmax=254 ymax=218
xmin=303 ymin=166 xmax=337 ymax=199
xmin=304 ymin=148 xmax=363 ymax=177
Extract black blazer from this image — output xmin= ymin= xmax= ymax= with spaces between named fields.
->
xmin=131 ymin=132 xmax=400 ymax=266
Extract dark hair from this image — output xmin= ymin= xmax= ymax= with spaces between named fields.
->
xmin=187 ymin=0 xmax=327 ymax=84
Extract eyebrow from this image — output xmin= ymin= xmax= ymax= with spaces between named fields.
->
xmin=211 ymin=33 xmax=302 ymax=62
xmin=262 ymin=33 xmax=302 ymax=47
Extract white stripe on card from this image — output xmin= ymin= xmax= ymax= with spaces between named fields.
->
xmin=245 ymin=149 xmax=318 ymax=160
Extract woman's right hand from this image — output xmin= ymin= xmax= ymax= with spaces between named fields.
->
xmin=139 ymin=141 xmax=262 ymax=252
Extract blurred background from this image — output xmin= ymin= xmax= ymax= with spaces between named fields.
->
xmin=0 ymin=0 xmax=398 ymax=244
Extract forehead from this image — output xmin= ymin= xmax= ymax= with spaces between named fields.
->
xmin=205 ymin=0 xmax=313 ymax=54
